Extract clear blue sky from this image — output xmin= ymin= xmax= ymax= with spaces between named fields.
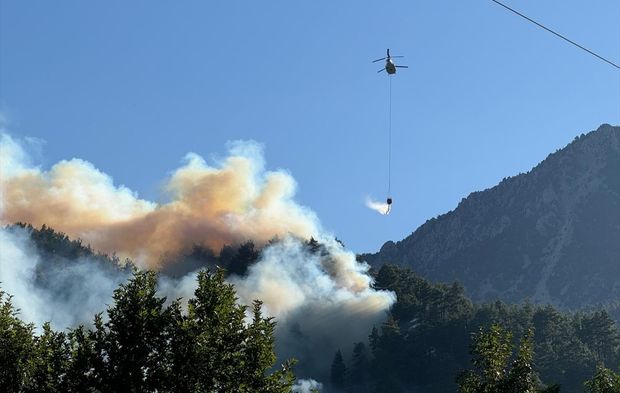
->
xmin=1 ymin=1 xmax=619 ymax=253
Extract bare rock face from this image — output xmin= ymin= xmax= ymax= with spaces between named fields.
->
xmin=363 ymin=124 xmax=620 ymax=309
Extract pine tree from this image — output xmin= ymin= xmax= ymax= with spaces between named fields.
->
xmin=347 ymin=342 xmax=370 ymax=393
xmin=331 ymin=349 xmax=347 ymax=390
xmin=242 ymin=300 xmax=295 ymax=392
xmin=229 ymin=241 xmax=259 ymax=276
xmin=370 ymin=316 xmax=405 ymax=393
xmin=579 ymin=311 xmax=620 ymax=365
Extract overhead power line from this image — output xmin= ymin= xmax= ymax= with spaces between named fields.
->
xmin=490 ymin=0 xmax=620 ymax=70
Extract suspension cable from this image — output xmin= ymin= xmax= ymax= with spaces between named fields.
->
xmin=388 ymin=75 xmax=392 ymax=198
xmin=490 ymin=0 xmax=620 ymax=70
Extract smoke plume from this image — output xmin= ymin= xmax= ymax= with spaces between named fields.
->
xmin=0 ymin=132 xmax=395 ymax=384
xmin=231 ymin=236 xmax=394 ymax=376
xmin=1 ymin=134 xmax=319 ymax=268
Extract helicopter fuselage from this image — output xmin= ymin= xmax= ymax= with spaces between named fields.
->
xmin=385 ymin=59 xmax=396 ymax=74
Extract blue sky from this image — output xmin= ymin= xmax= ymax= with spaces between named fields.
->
xmin=1 ymin=0 xmax=619 ymax=253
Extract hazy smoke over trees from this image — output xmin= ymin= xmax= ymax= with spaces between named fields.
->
xmin=0 ymin=132 xmax=395 ymax=381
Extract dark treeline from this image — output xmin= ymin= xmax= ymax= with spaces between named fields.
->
xmin=11 ymin=222 xmax=263 ymax=279
xmin=10 ymin=223 xmax=331 ymax=281
xmin=161 ymin=238 xmax=261 ymax=277
xmin=13 ymin=222 xmax=133 ymax=272
xmin=0 ymin=269 xmax=296 ymax=393
xmin=331 ymin=264 xmax=620 ymax=393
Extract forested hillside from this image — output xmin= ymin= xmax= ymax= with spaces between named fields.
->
xmin=330 ymin=264 xmax=620 ymax=393
xmin=0 ymin=225 xmax=620 ymax=393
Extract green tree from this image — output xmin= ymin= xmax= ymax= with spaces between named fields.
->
xmin=347 ymin=342 xmax=370 ymax=393
xmin=168 ymin=268 xmax=295 ymax=392
xmin=533 ymin=306 xmax=594 ymax=389
xmin=65 ymin=325 xmax=102 ymax=393
xmin=579 ymin=311 xmax=620 ymax=365
xmin=0 ymin=291 xmax=35 ymax=393
xmin=97 ymin=270 xmax=172 ymax=393
xmin=228 ymin=241 xmax=259 ymax=276
xmin=504 ymin=329 xmax=538 ymax=393
xmin=369 ymin=316 xmax=406 ymax=393
xmin=189 ymin=268 xmax=258 ymax=390
xmin=240 ymin=300 xmax=296 ymax=392
xmin=457 ymin=324 xmax=540 ymax=393
xmin=458 ymin=324 xmax=513 ymax=393
xmin=584 ymin=365 xmax=620 ymax=393
xmin=24 ymin=323 xmax=70 ymax=393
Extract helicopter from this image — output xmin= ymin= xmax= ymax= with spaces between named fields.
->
xmin=373 ymin=48 xmax=408 ymax=74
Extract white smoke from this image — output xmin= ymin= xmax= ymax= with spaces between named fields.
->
xmin=293 ymin=379 xmax=323 ymax=393
xmin=231 ymin=237 xmax=395 ymax=375
xmin=0 ymin=226 xmax=128 ymax=330
xmin=365 ymin=196 xmax=391 ymax=215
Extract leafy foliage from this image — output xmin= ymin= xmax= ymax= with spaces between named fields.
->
xmin=584 ymin=365 xmax=620 ymax=393
xmin=0 ymin=291 xmax=35 ymax=393
xmin=0 ymin=269 xmax=295 ymax=392
xmin=457 ymin=325 xmax=538 ymax=393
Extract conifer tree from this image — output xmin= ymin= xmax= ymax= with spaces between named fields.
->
xmin=579 ymin=311 xmax=620 ymax=365
xmin=331 ymin=349 xmax=347 ymax=390
xmin=347 ymin=342 xmax=370 ymax=393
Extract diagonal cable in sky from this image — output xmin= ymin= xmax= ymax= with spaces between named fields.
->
xmin=491 ymin=0 xmax=620 ymax=70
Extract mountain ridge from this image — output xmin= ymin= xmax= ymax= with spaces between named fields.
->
xmin=363 ymin=124 xmax=620 ymax=309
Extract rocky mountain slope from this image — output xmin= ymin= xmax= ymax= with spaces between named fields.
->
xmin=363 ymin=124 xmax=620 ymax=309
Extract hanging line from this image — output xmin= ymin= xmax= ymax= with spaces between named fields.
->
xmin=388 ymin=74 xmax=392 ymax=198
xmin=490 ymin=0 xmax=620 ymax=70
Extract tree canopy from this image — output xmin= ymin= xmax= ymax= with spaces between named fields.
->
xmin=0 ymin=269 xmax=295 ymax=393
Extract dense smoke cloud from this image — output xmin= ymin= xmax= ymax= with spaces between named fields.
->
xmin=1 ymin=134 xmax=319 ymax=268
xmin=0 ymin=132 xmax=395 ymax=384
xmin=232 ymin=237 xmax=394 ymax=376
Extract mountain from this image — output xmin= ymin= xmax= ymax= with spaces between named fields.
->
xmin=363 ymin=124 xmax=620 ymax=309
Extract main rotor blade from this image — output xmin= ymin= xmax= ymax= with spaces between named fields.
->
xmin=372 ymin=57 xmax=387 ymax=63
xmin=395 ymin=65 xmax=409 ymax=68
xmin=391 ymin=55 xmax=405 ymax=58
xmin=377 ymin=68 xmax=386 ymax=73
